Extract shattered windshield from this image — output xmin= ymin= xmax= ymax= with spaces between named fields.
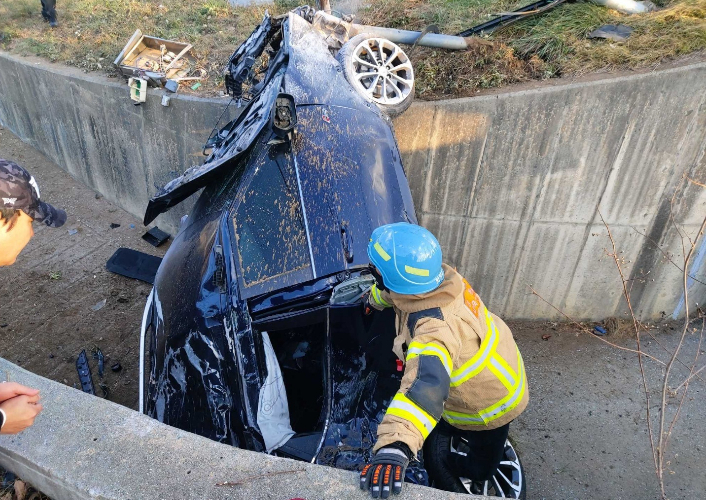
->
xmin=233 ymin=145 xmax=310 ymax=287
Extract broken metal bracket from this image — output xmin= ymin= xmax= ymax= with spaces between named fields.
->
xmin=76 ymin=350 xmax=96 ymax=395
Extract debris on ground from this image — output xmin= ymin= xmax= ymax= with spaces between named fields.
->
xmin=111 ymin=362 xmax=122 ymax=373
xmin=593 ymin=325 xmax=608 ymax=336
xmin=92 ymin=348 xmax=105 ymax=378
xmin=110 ymin=223 xmax=120 ymax=229
xmin=165 ymin=79 xmax=179 ymax=93
xmin=142 ymin=227 xmax=171 ymax=247
xmin=114 ymin=30 xmax=195 ymax=86
xmin=588 ymin=24 xmax=634 ymax=41
xmin=589 ymin=0 xmax=657 ymax=14
xmin=91 ymin=299 xmax=107 ymax=312
xmin=128 ymin=77 xmax=147 ymax=104
xmin=542 ymin=334 xmax=552 ymax=340
xmin=76 ymin=350 xmax=96 ymax=395
xmin=106 ymin=248 xmax=163 ymax=284
xmin=67 ymin=228 xmax=78 ymax=235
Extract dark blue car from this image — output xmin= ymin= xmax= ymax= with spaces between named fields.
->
xmin=139 ymin=10 xmax=524 ymax=498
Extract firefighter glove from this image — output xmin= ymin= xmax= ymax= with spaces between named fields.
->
xmin=360 ymin=443 xmax=410 ymax=498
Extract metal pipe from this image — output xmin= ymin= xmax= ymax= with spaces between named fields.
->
xmin=349 ymin=23 xmax=475 ymax=50
xmin=587 ymin=0 xmax=654 ymax=14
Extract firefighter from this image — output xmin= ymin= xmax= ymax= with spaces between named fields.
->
xmin=359 ymin=222 xmax=529 ymax=498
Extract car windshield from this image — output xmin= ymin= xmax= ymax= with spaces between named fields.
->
xmin=232 ymin=144 xmax=311 ymax=288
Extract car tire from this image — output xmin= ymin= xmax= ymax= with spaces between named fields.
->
xmin=424 ymin=425 xmax=526 ymax=498
xmin=336 ymin=33 xmax=415 ymax=118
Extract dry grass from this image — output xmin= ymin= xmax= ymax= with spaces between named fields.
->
xmin=0 ymin=0 xmax=299 ymax=94
xmin=360 ymin=0 xmax=705 ymax=98
xmin=0 ymin=0 xmax=705 ymax=98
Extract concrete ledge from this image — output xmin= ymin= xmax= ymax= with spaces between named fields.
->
xmin=0 ymin=358 xmax=477 ymax=500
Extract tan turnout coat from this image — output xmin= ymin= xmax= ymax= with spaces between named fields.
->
xmin=370 ymin=264 xmax=529 ymax=455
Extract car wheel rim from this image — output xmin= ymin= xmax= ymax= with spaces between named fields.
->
xmin=450 ymin=437 xmax=524 ymax=498
xmin=349 ymin=37 xmax=414 ymax=106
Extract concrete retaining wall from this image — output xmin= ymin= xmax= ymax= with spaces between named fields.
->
xmin=0 ymin=51 xmax=705 ymax=320
xmin=392 ymin=63 xmax=706 ymax=320
xmin=0 ymin=52 xmax=231 ymax=233
xmin=0 ymin=358 xmax=476 ymax=500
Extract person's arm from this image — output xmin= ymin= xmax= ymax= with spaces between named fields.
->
xmin=368 ymin=285 xmax=393 ymax=311
xmin=361 ymin=314 xmax=461 ymax=497
xmin=0 ymin=394 xmax=43 ymax=434
xmin=0 ymin=382 xmax=42 ymax=434
xmin=373 ymin=313 xmax=460 ymax=455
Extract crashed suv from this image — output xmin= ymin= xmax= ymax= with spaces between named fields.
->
xmin=140 ymin=9 xmax=524 ymax=498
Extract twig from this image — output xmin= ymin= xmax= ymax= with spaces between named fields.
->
xmin=657 ymin=217 xmax=706 ymax=488
xmin=527 ymin=285 xmax=665 ymax=365
xmin=216 ymin=468 xmax=307 ymax=487
xmin=631 ymin=227 xmax=705 ymax=286
xmin=597 ymin=209 xmax=660 ymax=483
xmin=641 ymin=324 xmax=705 ymax=384
xmin=672 ymin=364 xmax=705 ymax=393
xmin=683 ymin=173 xmax=706 ymax=188
xmin=664 ymin=319 xmax=705 ymax=458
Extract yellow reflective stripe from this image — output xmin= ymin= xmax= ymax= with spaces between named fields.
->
xmin=443 ymin=350 xmax=526 ymax=426
xmin=450 ymin=308 xmax=498 ymax=387
xmin=386 ymin=393 xmax=437 ymax=439
xmin=373 ymin=242 xmax=391 ymax=261
xmin=371 ymin=285 xmax=391 ymax=307
xmin=406 ymin=341 xmax=453 ymax=375
xmin=404 ymin=265 xmax=429 ymax=277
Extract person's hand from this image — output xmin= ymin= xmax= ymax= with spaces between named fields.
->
xmin=360 ymin=444 xmax=410 ymax=498
xmin=0 ymin=382 xmax=39 ymax=404
xmin=0 ymin=394 xmax=43 ymax=434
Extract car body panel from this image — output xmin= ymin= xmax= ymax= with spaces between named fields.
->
xmin=143 ymin=10 xmax=424 ymax=480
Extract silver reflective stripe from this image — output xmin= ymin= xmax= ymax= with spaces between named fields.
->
xmin=388 ymin=399 xmax=436 ymax=433
xmin=406 ymin=344 xmax=452 ymax=375
xmin=490 ymin=355 xmax=516 ymax=388
xmin=449 ymin=311 xmax=498 ymax=385
xmin=445 ymin=412 xmax=485 ymax=424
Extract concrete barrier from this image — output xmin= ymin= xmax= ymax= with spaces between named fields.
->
xmin=0 ymin=358 xmax=477 ymax=500
xmin=0 ymin=51 xmax=705 ymax=320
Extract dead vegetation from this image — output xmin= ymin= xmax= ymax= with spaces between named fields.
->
xmin=0 ymin=0 xmax=705 ymax=98
xmin=360 ymin=0 xmax=706 ymax=98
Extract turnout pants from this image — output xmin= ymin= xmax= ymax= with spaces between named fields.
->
xmin=443 ymin=420 xmax=510 ymax=482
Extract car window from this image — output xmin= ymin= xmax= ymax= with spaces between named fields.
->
xmin=233 ymin=147 xmax=310 ymax=286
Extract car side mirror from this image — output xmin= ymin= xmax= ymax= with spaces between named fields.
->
xmin=271 ymin=93 xmax=297 ymax=138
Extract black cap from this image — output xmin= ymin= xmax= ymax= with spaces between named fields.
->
xmin=0 ymin=159 xmax=67 ymax=228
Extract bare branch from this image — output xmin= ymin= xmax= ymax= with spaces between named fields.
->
xmin=665 ymin=319 xmax=705 ymax=458
xmin=672 ymin=364 xmax=705 ymax=394
xmin=658 ymin=218 xmax=706 ymax=472
xmin=631 ymin=227 xmax=705 ymax=286
xmin=683 ymin=173 xmax=706 ymax=188
xmin=597 ymin=209 xmax=661 ymax=485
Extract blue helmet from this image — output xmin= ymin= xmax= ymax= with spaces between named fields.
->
xmin=367 ymin=223 xmax=445 ymax=295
